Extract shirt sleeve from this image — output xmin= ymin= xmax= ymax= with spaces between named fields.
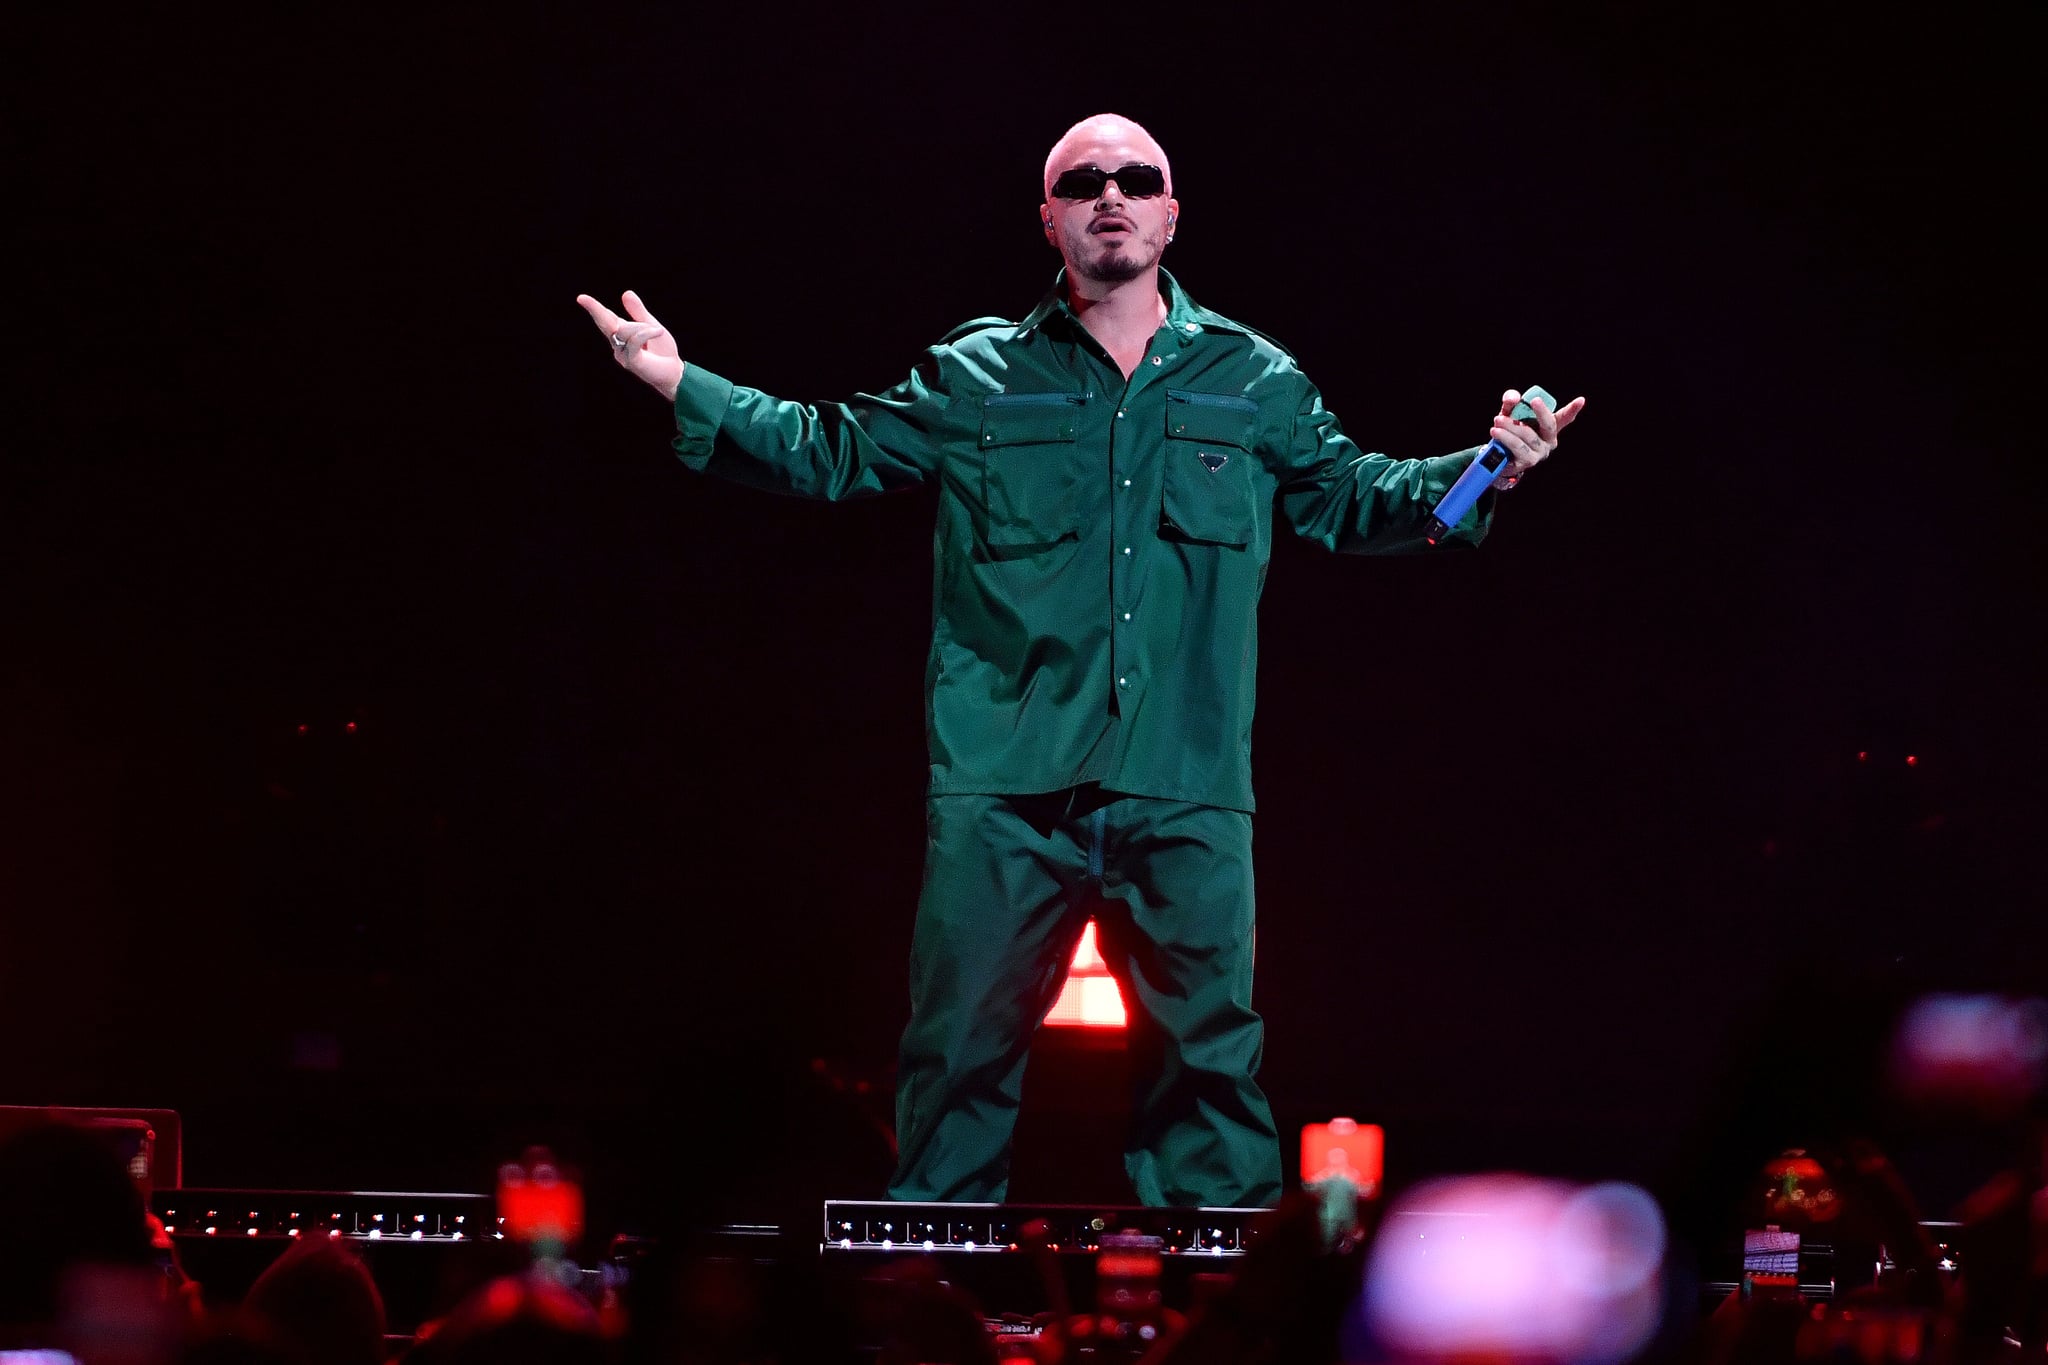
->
xmin=670 ymin=346 xmax=963 ymax=500
xmin=1271 ymin=370 xmax=1495 ymax=554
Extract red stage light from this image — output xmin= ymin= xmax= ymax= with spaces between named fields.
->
xmin=1044 ymin=921 xmax=1127 ymax=1029
xmin=498 ymin=1156 xmax=584 ymax=1245
xmin=1856 ymin=751 xmax=1868 ymax=762
xmin=344 ymin=722 xmax=358 ymax=734
xmin=1905 ymin=755 xmax=1918 ymax=767
xmin=1302 ymin=1117 xmax=1384 ymax=1195
xmin=296 ymin=724 xmax=309 ymax=735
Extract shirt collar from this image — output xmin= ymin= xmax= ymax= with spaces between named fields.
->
xmin=1017 ymin=267 xmax=1238 ymax=345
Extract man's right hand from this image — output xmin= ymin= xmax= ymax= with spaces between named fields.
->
xmin=576 ymin=289 xmax=684 ymax=402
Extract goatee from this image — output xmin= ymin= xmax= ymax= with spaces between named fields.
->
xmin=1076 ymin=247 xmax=1151 ymax=284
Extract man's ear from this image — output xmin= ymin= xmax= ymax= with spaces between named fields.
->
xmin=1041 ymin=202 xmax=1057 ymax=244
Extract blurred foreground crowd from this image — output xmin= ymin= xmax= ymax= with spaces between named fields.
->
xmin=2 ymin=982 xmax=2042 ymax=1364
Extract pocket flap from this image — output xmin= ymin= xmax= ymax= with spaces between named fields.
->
xmin=979 ymin=394 xmax=1084 ymax=547
xmin=1164 ymin=389 xmax=1258 ymax=449
xmin=980 ymin=392 xmax=1086 ymax=447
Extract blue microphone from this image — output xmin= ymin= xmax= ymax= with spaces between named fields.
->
xmin=1425 ymin=386 xmax=1553 ymax=545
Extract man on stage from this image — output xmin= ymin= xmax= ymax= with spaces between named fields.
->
xmin=577 ymin=113 xmax=1584 ymax=1208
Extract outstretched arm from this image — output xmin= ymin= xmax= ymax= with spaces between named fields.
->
xmin=574 ymin=289 xmax=955 ymax=500
xmin=1275 ymin=377 xmax=1585 ymax=553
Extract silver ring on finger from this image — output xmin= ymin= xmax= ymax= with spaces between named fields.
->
xmin=611 ymin=332 xmax=628 ymax=350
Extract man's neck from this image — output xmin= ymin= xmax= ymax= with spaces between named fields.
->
xmin=1065 ymin=269 xmax=1168 ymax=359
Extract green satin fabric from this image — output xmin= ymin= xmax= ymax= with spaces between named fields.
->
xmin=672 ymin=269 xmax=1493 ymax=812
xmin=890 ymin=789 xmax=1280 ymax=1207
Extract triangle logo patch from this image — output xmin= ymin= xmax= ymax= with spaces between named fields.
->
xmin=1198 ymin=452 xmax=1229 ymax=473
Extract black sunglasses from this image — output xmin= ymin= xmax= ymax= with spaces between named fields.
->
xmin=1049 ymin=163 xmax=1168 ymax=200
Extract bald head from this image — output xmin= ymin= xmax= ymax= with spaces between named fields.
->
xmin=1039 ymin=113 xmax=1180 ymax=288
xmin=1041 ymin=113 xmax=1173 ymax=199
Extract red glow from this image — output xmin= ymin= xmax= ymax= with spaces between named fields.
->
xmin=499 ymin=1180 xmax=583 ymax=1242
xmin=1044 ymin=921 xmax=1127 ymax=1029
xmin=1856 ymin=751 xmax=1868 ymax=762
xmin=1905 ymin=755 xmax=1918 ymax=767
xmin=296 ymin=724 xmax=309 ymax=735
xmin=1302 ymin=1117 xmax=1384 ymax=1193
xmin=498 ymin=1157 xmax=585 ymax=1244
xmin=486 ymin=1279 xmax=524 ymax=1318
xmin=344 ymin=722 xmax=358 ymax=734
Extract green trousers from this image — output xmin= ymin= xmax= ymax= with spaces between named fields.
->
xmin=888 ymin=786 xmax=1282 ymax=1207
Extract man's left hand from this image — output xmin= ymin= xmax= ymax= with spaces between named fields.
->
xmin=1488 ymin=389 xmax=1586 ymax=489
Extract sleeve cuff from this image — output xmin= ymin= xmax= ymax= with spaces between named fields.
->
xmin=671 ymin=364 xmax=736 ymax=460
xmin=1421 ymin=445 xmax=1496 ymax=546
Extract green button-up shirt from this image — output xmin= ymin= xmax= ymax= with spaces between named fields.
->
xmin=671 ymin=269 xmax=1493 ymax=812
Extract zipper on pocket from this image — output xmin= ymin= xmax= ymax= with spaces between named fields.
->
xmin=1166 ymin=389 xmax=1257 ymax=413
xmin=984 ymin=391 xmax=1093 ymax=407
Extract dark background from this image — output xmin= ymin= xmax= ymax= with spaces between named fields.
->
xmin=6 ymin=4 xmax=2042 ymax=1235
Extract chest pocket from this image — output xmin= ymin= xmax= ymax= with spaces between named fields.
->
xmin=978 ymin=392 xmax=1088 ymax=547
xmin=1162 ymin=389 xmax=1259 ymax=547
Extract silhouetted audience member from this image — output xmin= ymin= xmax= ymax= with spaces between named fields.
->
xmin=1144 ymin=1192 xmax=1359 ymax=1365
xmin=861 ymin=1256 xmax=998 ymax=1365
xmin=0 ymin=1118 xmax=180 ymax=1352
xmin=238 ymin=1237 xmax=387 ymax=1365
xmin=177 ymin=1326 xmax=299 ymax=1365
xmin=399 ymin=1272 xmax=609 ymax=1365
xmin=1668 ymin=971 xmax=2048 ymax=1363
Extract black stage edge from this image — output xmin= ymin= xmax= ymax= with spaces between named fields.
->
xmin=153 ymin=1189 xmax=521 ymax=1333
xmin=822 ymin=1199 xmax=1261 ymax=1255
xmin=818 ymin=1199 xmax=1270 ymax=1339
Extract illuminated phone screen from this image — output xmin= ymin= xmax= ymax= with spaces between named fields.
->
xmin=1300 ymin=1119 xmax=1382 ymax=1194
xmin=1743 ymin=1227 xmax=1800 ymax=1276
xmin=1095 ymin=1232 xmax=1164 ymax=1325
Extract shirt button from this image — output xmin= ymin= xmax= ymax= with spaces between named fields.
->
xmin=1117 ymin=409 xmax=1127 ymax=419
xmin=1184 ymin=322 xmax=1198 ymax=333
xmin=1118 ymin=676 xmax=1128 ymax=687
xmin=1122 ymin=612 xmax=1132 ymax=621
xmin=1150 ymin=356 xmax=1163 ymax=366
xmin=1122 ymin=546 xmax=1132 ymax=556
xmin=1122 ymin=478 xmax=1131 ymax=487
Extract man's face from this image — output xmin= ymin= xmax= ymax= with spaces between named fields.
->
xmin=1041 ymin=123 xmax=1177 ymax=285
